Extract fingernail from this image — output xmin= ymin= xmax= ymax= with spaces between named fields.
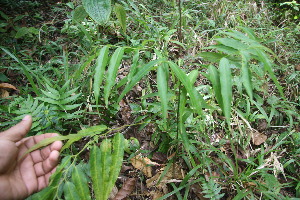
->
xmin=22 ymin=115 xmax=31 ymax=121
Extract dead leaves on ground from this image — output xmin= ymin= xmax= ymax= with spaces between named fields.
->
xmin=127 ymin=154 xmax=186 ymax=199
xmin=251 ymin=130 xmax=267 ymax=145
xmin=112 ymin=178 xmax=136 ymax=200
xmin=0 ymin=83 xmax=19 ymax=98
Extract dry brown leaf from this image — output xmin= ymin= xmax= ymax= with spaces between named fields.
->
xmin=148 ymin=190 xmax=164 ymax=200
xmin=0 ymin=89 xmax=9 ymax=98
xmin=146 ymin=164 xmax=184 ymax=189
xmin=0 ymin=83 xmax=18 ymax=90
xmin=130 ymin=154 xmax=159 ymax=177
xmin=113 ymin=178 xmax=136 ymax=200
xmin=251 ymin=131 xmax=267 ymax=145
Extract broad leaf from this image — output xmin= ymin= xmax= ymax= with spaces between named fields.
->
xmin=83 ymin=0 xmax=111 ymax=25
xmin=72 ymin=5 xmax=88 ymax=23
xmin=72 ymin=167 xmax=91 ymax=200
xmin=64 ymin=182 xmax=80 ymax=200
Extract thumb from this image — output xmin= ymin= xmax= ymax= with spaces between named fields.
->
xmin=0 ymin=115 xmax=32 ymax=142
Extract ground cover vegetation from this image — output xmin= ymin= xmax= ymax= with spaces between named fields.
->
xmin=0 ymin=0 xmax=299 ymax=199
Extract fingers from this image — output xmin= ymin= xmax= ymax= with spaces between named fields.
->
xmin=0 ymin=115 xmax=32 ymax=142
xmin=34 ymin=150 xmax=60 ymax=177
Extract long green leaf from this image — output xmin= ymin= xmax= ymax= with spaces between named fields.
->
xmin=104 ymin=47 xmax=125 ymax=106
xmin=105 ymin=133 xmax=125 ymax=198
xmin=90 ymin=145 xmax=102 ymax=200
xmin=255 ymin=50 xmax=284 ymax=98
xmin=72 ymin=51 xmax=97 ymax=80
xmin=240 ymin=52 xmax=253 ymax=100
xmin=64 ymin=182 xmax=80 ymax=200
xmin=157 ymin=63 xmax=168 ymax=130
xmin=127 ymin=50 xmax=140 ymax=82
xmin=117 ymin=59 xmax=164 ymax=103
xmin=168 ymin=61 xmax=205 ymax=117
xmin=22 ymin=125 xmax=107 ymax=158
xmin=219 ymin=58 xmax=232 ymax=126
xmin=114 ymin=3 xmax=126 ymax=33
xmin=100 ymin=139 xmax=112 ymax=200
xmin=72 ymin=167 xmax=91 ymax=200
xmin=1 ymin=47 xmax=40 ymax=95
xmin=83 ymin=0 xmax=111 ymax=25
xmin=93 ymin=46 xmax=110 ymax=105
xmin=208 ymin=64 xmax=223 ymax=110
xmin=215 ymin=38 xmax=248 ymax=50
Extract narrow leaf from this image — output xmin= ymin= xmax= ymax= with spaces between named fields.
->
xmin=256 ymin=50 xmax=284 ymax=98
xmin=219 ymin=58 xmax=232 ymax=126
xmin=100 ymin=139 xmax=112 ymax=199
xmin=168 ymin=61 xmax=205 ymax=117
xmin=1 ymin=47 xmax=40 ymax=95
xmin=90 ymin=145 xmax=102 ymax=200
xmin=72 ymin=51 xmax=97 ymax=80
xmin=117 ymin=59 xmax=164 ymax=103
xmin=208 ymin=65 xmax=223 ymax=110
xmin=114 ymin=3 xmax=126 ymax=33
xmin=157 ymin=63 xmax=168 ymax=130
xmin=105 ymin=133 xmax=125 ymax=198
xmin=104 ymin=47 xmax=125 ymax=106
xmin=94 ymin=46 xmax=110 ymax=105
xmin=241 ymin=52 xmax=253 ymax=100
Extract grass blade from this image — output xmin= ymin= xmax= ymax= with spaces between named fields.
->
xmin=1 ymin=47 xmax=40 ymax=95
xmin=104 ymin=47 xmax=125 ymax=106
xmin=219 ymin=58 xmax=232 ymax=126
xmin=94 ymin=46 xmax=110 ymax=105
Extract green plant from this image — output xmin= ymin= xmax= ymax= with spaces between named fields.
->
xmin=26 ymin=129 xmax=125 ymax=200
xmin=201 ymin=179 xmax=225 ymax=200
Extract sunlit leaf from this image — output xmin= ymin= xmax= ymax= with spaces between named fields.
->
xmin=219 ymin=58 xmax=232 ymax=126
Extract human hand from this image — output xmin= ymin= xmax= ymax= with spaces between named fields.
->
xmin=0 ymin=115 xmax=63 ymax=200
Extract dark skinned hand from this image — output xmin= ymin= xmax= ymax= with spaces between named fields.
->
xmin=0 ymin=115 xmax=63 ymax=200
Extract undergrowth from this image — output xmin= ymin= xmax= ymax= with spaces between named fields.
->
xmin=0 ymin=0 xmax=299 ymax=199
